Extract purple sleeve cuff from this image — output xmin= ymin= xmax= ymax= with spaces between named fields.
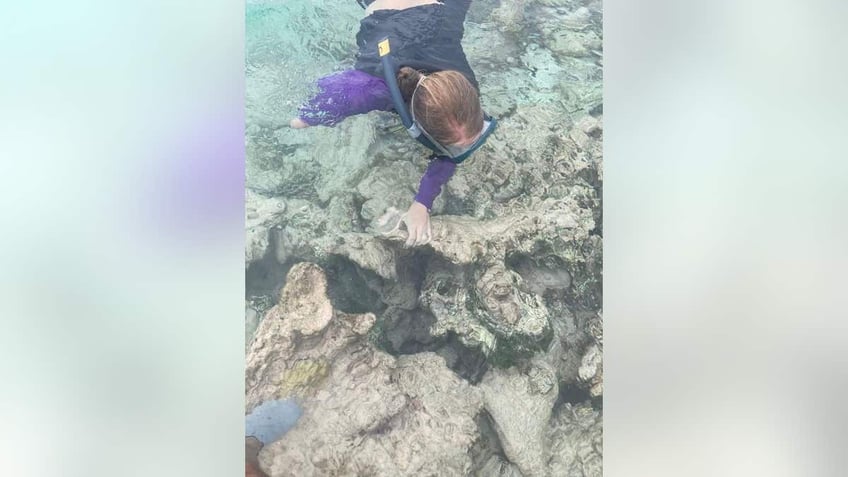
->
xmin=298 ymin=69 xmax=393 ymax=127
xmin=414 ymin=158 xmax=457 ymax=210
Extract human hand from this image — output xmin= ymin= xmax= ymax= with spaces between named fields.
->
xmin=402 ymin=201 xmax=431 ymax=247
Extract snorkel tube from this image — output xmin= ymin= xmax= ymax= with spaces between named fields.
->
xmin=377 ymin=37 xmax=497 ymax=164
xmin=378 ymin=38 xmax=439 ymax=151
xmin=378 ymin=41 xmax=413 ymax=129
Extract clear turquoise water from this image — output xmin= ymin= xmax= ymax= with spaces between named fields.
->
xmin=245 ymin=0 xmax=603 ymax=194
xmin=245 ymin=1 xmax=362 ymax=134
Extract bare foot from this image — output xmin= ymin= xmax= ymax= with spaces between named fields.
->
xmin=246 ymin=461 xmax=268 ymax=477
xmin=245 ymin=437 xmax=267 ymax=477
xmin=290 ymin=118 xmax=309 ymax=129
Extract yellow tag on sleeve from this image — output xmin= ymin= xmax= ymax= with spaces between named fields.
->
xmin=378 ymin=38 xmax=390 ymax=57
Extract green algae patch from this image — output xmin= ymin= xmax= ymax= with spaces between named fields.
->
xmin=276 ymin=359 xmax=330 ymax=397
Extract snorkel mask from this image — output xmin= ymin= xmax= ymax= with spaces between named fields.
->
xmin=377 ymin=37 xmax=497 ymax=164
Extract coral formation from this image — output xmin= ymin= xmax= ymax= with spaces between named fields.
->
xmin=478 ymin=361 xmax=559 ymax=476
xmin=246 ymin=262 xmax=602 ymax=476
xmin=246 ymin=1 xmax=603 ymax=475
xmin=247 ymin=263 xmax=485 ymax=476
xmin=546 ymin=402 xmax=603 ymax=476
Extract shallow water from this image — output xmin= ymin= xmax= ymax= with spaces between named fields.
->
xmin=245 ymin=0 xmax=602 ymax=197
xmin=245 ymin=1 xmax=603 ymax=475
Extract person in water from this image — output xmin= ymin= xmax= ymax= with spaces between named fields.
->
xmin=290 ymin=0 xmax=491 ymax=247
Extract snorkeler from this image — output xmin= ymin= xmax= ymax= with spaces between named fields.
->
xmin=289 ymin=0 xmax=496 ymax=247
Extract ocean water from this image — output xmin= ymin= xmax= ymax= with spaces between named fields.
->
xmin=245 ymin=0 xmax=602 ymax=198
xmin=245 ymin=1 xmax=603 ymax=474
xmin=245 ymin=1 xmax=361 ymax=130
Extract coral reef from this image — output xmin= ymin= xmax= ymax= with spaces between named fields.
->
xmin=245 ymin=262 xmax=377 ymax=407
xmin=478 ymin=361 xmax=559 ymax=476
xmin=245 ymin=1 xmax=603 ymax=475
xmin=247 ymin=263 xmax=485 ymax=476
xmin=246 ymin=263 xmax=602 ymax=476
xmin=546 ymin=402 xmax=603 ymax=476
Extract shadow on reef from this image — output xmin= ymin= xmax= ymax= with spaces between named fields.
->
xmin=246 ymin=240 xmax=292 ymax=315
xmin=469 ymin=410 xmax=523 ymax=476
xmin=323 ymin=255 xmax=387 ymax=315
xmin=378 ymin=316 xmax=492 ymax=385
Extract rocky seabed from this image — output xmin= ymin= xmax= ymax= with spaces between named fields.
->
xmin=246 ymin=1 xmax=603 ymax=475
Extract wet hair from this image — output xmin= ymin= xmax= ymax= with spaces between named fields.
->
xmin=397 ymin=67 xmax=484 ymax=146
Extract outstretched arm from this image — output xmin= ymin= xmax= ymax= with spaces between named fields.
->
xmin=414 ymin=157 xmax=456 ymax=210
xmin=403 ymin=157 xmax=456 ymax=247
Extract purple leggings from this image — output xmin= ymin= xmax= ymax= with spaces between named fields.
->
xmin=297 ymin=69 xmax=456 ymax=210
xmin=298 ymin=69 xmax=394 ymax=126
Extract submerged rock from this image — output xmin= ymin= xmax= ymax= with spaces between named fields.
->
xmin=245 ymin=190 xmax=287 ymax=267
xmin=478 ymin=361 xmax=559 ymax=477
xmin=510 ymin=254 xmax=573 ymax=295
xmin=579 ymin=343 xmax=603 ymax=397
xmin=579 ymin=311 xmax=604 ymax=397
xmin=247 ymin=262 xmax=487 ymax=477
xmin=245 ymin=302 xmax=261 ymax=350
xmin=245 ymin=1 xmax=605 ymax=474
xmin=488 ymin=0 xmax=526 ymax=33
xmin=262 ymin=352 xmax=483 ymax=477
xmin=546 ymin=402 xmax=603 ymax=476
xmin=376 ymin=198 xmax=594 ymax=265
xmin=245 ymin=262 xmax=376 ymax=408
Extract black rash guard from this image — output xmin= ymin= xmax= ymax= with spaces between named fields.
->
xmin=354 ymin=1 xmax=478 ymax=90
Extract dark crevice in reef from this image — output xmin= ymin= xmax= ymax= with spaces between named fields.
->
xmin=589 ymin=102 xmax=603 ymax=116
xmin=437 ymin=333 xmax=491 ymax=384
xmin=324 ymin=256 xmax=387 ymax=315
xmin=376 ymin=306 xmax=491 ymax=384
xmin=553 ymin=382 xmax=603 ymax=414
xmin=395 ymin=248 xmax=432 ymax=292
xmin=577 ymin=165 xmax=602 ymax=193
xmin=352 ymin=249 xmax=491 ymax=383
xmin=351 ymin=194 xmax=370 ymax=233
xmin=469 ymin=410 xmax=515 ymax=476
xmin=386 ymin=252 xmax=491 ymax=383
xmin=556 ymin=383 xmax=592 ymax=407
xmin=246 ymin=238 xmax=291 ymax=302
xmin=248 ymin=248 xmax=391 ymax=318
